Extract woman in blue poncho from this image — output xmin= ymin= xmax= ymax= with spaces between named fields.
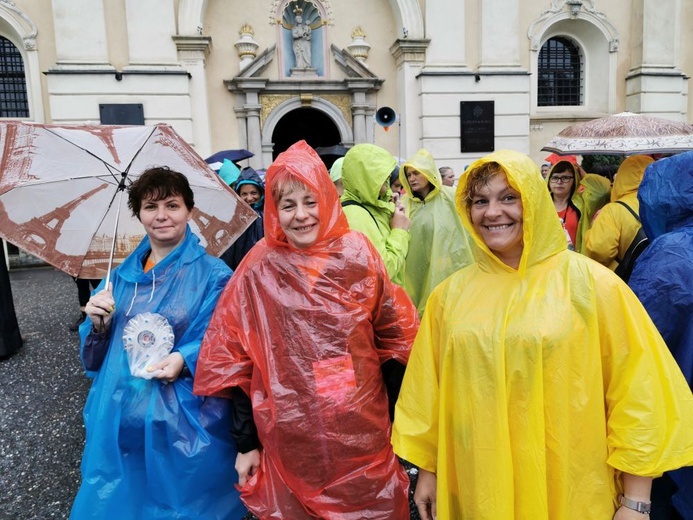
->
xmin=70 ymin=167 xmax=245 ymax=520
xmin=629 ymin=152 xmax=693 ymax=520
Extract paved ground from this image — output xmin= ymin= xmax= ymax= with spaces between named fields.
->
xmin=0 ymin=266 xmax=422 ymax=520
xmin=0 ymin=267 xmax=90 ymax=519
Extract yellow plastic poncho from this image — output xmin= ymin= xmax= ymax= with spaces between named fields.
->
xmin=400 ymin=149 xmax=474 ymax=316
xmin=583 ymin=155 xmax=653 ymax=270
xmin=392 ymin=150 xmax=693 ymax=520
xmin=547 ymin=162 xmax=611 ymax=253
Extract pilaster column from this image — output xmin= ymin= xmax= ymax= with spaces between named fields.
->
xmin=347 ymin=79 xmax=377 ymax=144
xmin=626 ymin=0 xmax=687 ymax=117
xmin=390 ymin=39 xmax=429 ymax=157
xmin=479 ymin=0 xmax=521 ymax=70
xmin=174 ymin=36 xmax=212 ymax=157
xmin=51 ymin=0 xmax=109 ymax=65
xmin=424 ymin=0 xmax=466 ymax=67
xmin=125 ymin=0 xmax=179 ymax=65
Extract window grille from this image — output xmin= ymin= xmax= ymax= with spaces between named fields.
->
xmin=538 ymin=37 xmax=583 ymax=107
xmin=0 ymin=36 xmax=29 ymax=118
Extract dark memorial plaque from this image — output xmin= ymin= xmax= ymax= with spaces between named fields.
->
xmin=460 ymin=101 xmax=494 ymax=153
xmin=99 ymin=104 xmax=145 ymax=125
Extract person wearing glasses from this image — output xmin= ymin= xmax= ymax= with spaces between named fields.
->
xmin=393 ymin=149 xmax=693 ymax=520
xmin=547 ymin=160 xmax=610 ymax=253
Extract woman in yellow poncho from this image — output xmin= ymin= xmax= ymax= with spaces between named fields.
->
xmin=392 ymin=149 xmax=693 ymax=520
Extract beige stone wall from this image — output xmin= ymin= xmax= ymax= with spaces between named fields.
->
xmin=5 ymin=0 xmax=693 ymax=167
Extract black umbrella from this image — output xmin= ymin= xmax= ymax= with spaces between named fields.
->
xmin=205 ymin=149 xmax=254 ymax=170
xmin=315 ymin=145 xmax=349 ymax=157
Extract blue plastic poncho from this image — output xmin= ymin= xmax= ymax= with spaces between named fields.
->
xmin=629 ymin=151 xmax=693 ymax=519
xmin=393 ymin=150 xmax=693 ymax=519
xmin=71 ymin=227 xmax=245 ymax=520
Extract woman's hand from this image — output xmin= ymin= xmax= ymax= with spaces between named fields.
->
xmin=414 ymin=468 xmax=437 ymax=520
xmin=390 ymin=200 xmax=410 ymax=231
xmin=84 ymin=283 xmax=115 ymax=332
xmin=613 ymin=506 xmax=649 ymax=520
xmin=148 ymin=352 xmax=185 ymax=383
xmin=236 ymin=449 xmax=261 ymax=487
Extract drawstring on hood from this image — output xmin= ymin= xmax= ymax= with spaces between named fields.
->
xmin=124 ymin=271 xmax=156 ymax=316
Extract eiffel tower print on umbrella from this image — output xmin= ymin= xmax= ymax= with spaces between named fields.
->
xmin=0 ymin=121 xmax=257 ymax=281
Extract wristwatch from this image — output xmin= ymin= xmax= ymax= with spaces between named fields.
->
xmin=619 ymin=495 xmax=651 ymax=514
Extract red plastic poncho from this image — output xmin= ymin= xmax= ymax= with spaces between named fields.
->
xmin=194 ymin=140 xmax=419 ymax=519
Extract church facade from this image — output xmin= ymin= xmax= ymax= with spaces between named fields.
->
xmin=1 ymin=0 xmax=691 ymax=173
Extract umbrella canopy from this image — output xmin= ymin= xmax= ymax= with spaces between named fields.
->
xmin=0 ymin=121 xmax=257 ymax=279
xmin=205 ymin=149 xmax=254 ymax=170
xmin=314 ymin=145 xmax=350 ymax=157
xmin=542 ymin=112 xmax=693 ymax=156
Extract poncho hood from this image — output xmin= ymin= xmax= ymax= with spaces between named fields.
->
xmin=117 ymin=225 xmax=204 ymax=283
xmin=610 ymin=155 xmax=652 ymax=202
xmin=263 ymin=140 xmax=349 ymax=251
xmin=341 ymin=143 xmax=397 ymax=215
xmin=456 ymin=150 xmax=567 ymax=273
xmin=235 ymin=166 xmax=265 ymax=210
xmin=639 ymin=151 xmax=693 ymax=240
xmin=400 ymin=148 xmax=441 ymax=201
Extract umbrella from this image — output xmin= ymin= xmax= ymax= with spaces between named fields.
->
xmin=205 ymin=149 xmax=254 ymax=170
xmin=0 ymin=121 xmax=257 ymax=282
xmin=315 ymin=145 xmax=349 ymax=157
xmin=542 ymin=112 xmax=693 ymax=156
xmin=315 ymin=145 xmax=350 ymax=170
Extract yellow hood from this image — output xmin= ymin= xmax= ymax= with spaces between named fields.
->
xmin=455 ymin=150 xmax=567 ymax=273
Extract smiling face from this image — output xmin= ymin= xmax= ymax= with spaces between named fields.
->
xmin=238 ymin=183 xmax=261 ymax=205
xmin=405 ymin=167 xmax=433 ymax=198
xmin=139 ymin=194 xmax=192 ymax=251
xmin=469 ymin=172 xmax=524 ymax=269
xmin=277 ymin=184 xmax=320 ymax=249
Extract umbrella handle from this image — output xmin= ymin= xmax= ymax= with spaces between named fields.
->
xmin=105 ymin=189 xmax=124 ymax=289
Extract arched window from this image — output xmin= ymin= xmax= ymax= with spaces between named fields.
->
xmin=0 ymin=36 xmax=29 ymax=117
xmin=538 ymin=37 xmax=582 ymax=107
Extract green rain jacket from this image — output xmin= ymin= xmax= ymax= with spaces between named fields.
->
xmin=400 ymin=149 xmax=474 ymax=316
xmin=392 ymin=149 xmax=693 ymax=519
xmin=547 ymin=162 xmax=611 ymax=253
xmin=341 ymin=144 xmax=409 ymax=285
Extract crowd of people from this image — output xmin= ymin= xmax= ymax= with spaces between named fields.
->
xmin=2 ymin=138 xmax=687 ymax=519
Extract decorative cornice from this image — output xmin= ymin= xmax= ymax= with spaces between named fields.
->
xmin=172 ymin=35 xmax=212 ymax=54
xmin=528 ymin=0 xmax=619 ymax=52
xmin=389 ymin=39 xmax=430 ymax=67
xmin=331 ymin=44 xmax=377 ymax=79
xmin=0 ymin=0 xmax=38 ymax=50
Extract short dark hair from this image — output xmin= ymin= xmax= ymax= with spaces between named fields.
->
xmin=127 ymin=166 xmax=194 ymax=218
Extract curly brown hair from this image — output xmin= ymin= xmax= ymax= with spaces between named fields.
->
xmin=127 ymin=167 xmax=194 ymax=219
xmin=462 ymin=162 xmax=506 ymax=211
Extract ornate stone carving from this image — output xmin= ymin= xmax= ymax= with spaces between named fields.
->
xmin=235 ymin=24 xmax=260 ymax=70
xmin=347 ymin=27 xmax=371 ymax=64
xmin=528 ymin=0 xmax=618 ymax=52
xmin=269 ymin=0 xmax=334 ymax=26
xmin=320 ymin=94 xmax=352 ymax=125
xmin=260 ymin=94 xmax=293 ymax=127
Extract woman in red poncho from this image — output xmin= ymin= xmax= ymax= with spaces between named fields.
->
xmin=194 ymin=141 xmax=419 ymax=519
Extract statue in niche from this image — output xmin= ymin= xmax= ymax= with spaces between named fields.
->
xmin=291 ymin=7 xmax=312 ymax=69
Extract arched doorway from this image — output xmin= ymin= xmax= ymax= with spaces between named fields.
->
xmin=271 ymin=107 xmax=341 ymax=162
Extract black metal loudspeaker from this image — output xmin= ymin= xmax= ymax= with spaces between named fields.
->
xmin=375 ymin=107 xmax=397 ymax=129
